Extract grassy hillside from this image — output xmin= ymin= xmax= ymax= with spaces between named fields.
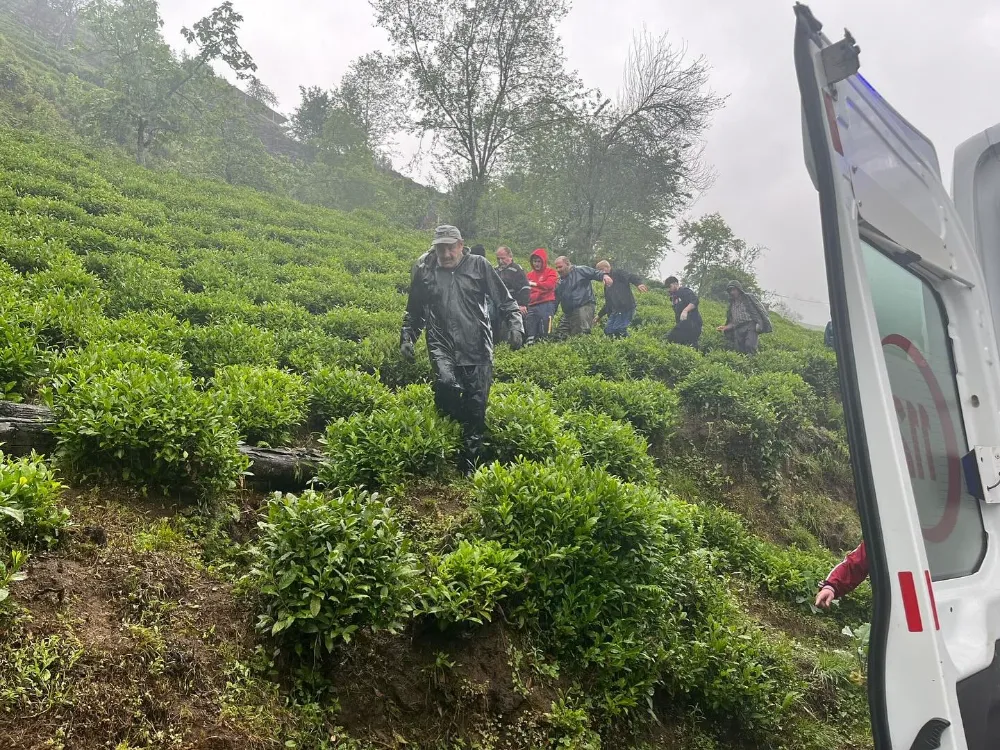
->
xmin=0 ymin=126 xmax=871 ymax=750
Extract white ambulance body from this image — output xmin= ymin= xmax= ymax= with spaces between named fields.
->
xmin=794 ymin=5 xmax=1000 ymax=748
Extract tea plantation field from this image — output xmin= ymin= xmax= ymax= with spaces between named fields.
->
xmin=0 ymin=128 xmax=872 ymax=749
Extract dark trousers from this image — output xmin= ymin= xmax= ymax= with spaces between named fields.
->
xmin=431 ymin=358 xmax=493 ymax=464
xmin=668 ymin=319 xmax=702 ymax=348
xmin=728 ymin=322 xmax=759 ymax=354
xmin=525 ymin=301 xmax=557 ymax=343
xmin=555 ymin=303 xmax=595 ymax=338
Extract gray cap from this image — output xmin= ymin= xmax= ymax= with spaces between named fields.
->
xmin=432 ymin=225 xmax=462 ymax=246
xmin=726 ymin=280 xmax=743 ymax=291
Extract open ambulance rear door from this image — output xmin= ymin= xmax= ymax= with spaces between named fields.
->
xmin=794 ymin=5 xmax=1000 ymax=749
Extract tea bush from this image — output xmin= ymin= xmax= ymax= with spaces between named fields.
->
xmin=552 ymin=376 xmax=681 ymax=440
xmin=249 ymin=488 xmax=418 ymax=656
xmin=44 ymin=361 xmax=248 ymax=497
xmin=561 ymin=410 xmax=657 ymax=483
xmin=0 ymin=313 xmax=43 ymax=399
xmin=494 ymin=343 xmax=588 ymax=388
xmin=182 ymin=321 xmax=278 ymax=378
xmin=473 ymin=459 xmax=711 ymax=713
xmin=212 ymin=365 xmax=309 ymax=446
xmin=617 ymin=336 xmax=702 ymax=384
xmin=318 ymin=403 xmax=461 ymax=488
xmin=417 ymin=540 xmax=524 ymax=628
xmin=0 ymin=451 xmax=69 ymax=550
xmin=484 ymin=382 xmax=579 ymax=464
xmin=309 ymin=366 xmax=391 ymax=424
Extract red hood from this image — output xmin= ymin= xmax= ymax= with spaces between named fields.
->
xmin=530 ymin=248 xmax=549 ymax=269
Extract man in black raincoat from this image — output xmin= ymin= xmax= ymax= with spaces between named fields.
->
xmin=401 ymin=225 xmax=524 ymax=473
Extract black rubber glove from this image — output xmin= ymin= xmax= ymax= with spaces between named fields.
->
xmin=400 ymin=340 xmax=415 ymax=361
xmin=508 ymin=329 xmax=523 ymax=351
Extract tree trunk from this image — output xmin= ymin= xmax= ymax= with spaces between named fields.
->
xmin=0 ymin=401 xmax=323 ymax=492
xmin=451 ymin=177 xmax=487 ymax=239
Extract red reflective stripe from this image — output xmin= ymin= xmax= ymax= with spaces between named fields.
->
xmin=823 ymin=92 xmax=844 ymax=155
xmin=899 ymin=571 xmax=924 ymax=632
xmin=925 ymin=570 xmax=940 ymax=631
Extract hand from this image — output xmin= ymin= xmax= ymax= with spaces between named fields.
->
xmin=400 ymin=341 xmax=415 ymax=361
xmin=815 ymin=586 xmax=836 ymax=609
xmin=716 ymin=325 xmax=728 ymax=332
xmin=508 ymin=329 xmax=523 ymax=351
xmin=680 ymin=310 xmax=688 ymax=322
xmin=637 ymin=284 xmax=649 ymax=293
xmin=593 ymin=316 xmax=600 ymax=325
xmin=602 ymin=276 xmax=614 ymax=287
xmin=519 ymin=306 xmax=528 ymax=316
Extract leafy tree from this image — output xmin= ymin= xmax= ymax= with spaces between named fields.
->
xmin=487 ymin=31 xmax=722 ymax=273
xmin=84 ymin=0 xmax=257 ymax=165
xmin=289 ymin=85 xmax=334 ymax=143
xmin=679 ymin=212 xmax=765 ymax=300
xmin=371 ymin=0 xmax=576 ymax=236
xmin=338 ymin=51 xmax=409 ymax=158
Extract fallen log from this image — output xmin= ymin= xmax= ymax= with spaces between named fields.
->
xmin=0 ymin=400 xmax=322 ymax=491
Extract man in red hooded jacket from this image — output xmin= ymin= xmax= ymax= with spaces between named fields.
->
xmin=524 ymin=248 xmax=558 ymax=345
xmin=815 ymin=542 xmax=869 ymax=608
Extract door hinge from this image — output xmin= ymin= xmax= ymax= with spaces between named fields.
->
xmin=821 ymin=30 xmax=861 ymax=85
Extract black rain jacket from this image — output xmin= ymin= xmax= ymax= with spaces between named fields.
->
xmin=402 ymin=250 xmax=523 ymax=367
xmin=555 ymin=265 xmax=607 ymax=311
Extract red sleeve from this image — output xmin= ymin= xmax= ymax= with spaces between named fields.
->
xmin=823 ymin=542 xmax=869 ymax=597
xmin=536 ymin=269 xmax=557 ymax=293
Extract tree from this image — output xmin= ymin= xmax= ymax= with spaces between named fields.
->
xmin=290 ymin=86 xmax=335 ymax=144
xmin=85 ymin=0 xmax=257 ymax=165
xmin=338 ymin=51 xmax=409 ymax=157
xmin=484 ymin=30 xmax=722 ymax=273
xmin=679 ymin=212 xmax=765 ymax=299
xmin=371 ymin=0 xmax=576 ymax=236
xmin=245 ymin=77 xmax=279 ymax=108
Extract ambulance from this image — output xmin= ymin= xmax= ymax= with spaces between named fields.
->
xmin=794 ymin=4 xmax=1000 ymax=748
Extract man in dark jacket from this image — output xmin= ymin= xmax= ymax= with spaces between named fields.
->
xmin=717 ymin=280 xmax=772 ymax=354
xmin=594 ymin=260 xmax=648 ymax=338
xmin=401 ymin=225 xmax=523 ymax=473
xmin=665 ymin=276 xmax=702 ymax=348
xmin=553 ymin=255 xmax=612 ymax=337
xmin=493 ymin=246 xmax=530 ymax=342
xmin=824 ymin=320 xmax=835 ymax=349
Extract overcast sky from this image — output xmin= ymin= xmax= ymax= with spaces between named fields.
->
xmin=159 ymin=0 xmax=1000 ymax=325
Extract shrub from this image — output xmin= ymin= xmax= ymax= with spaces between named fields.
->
xmin=309 ymin=366 xmax=391 ymax=424
xmin=394 ymin=383 xmax=435 ymax=411
xmin=474 ymin=459 xmax=711 ymax=713
xmin=748 ymin=371 xmax=817 ymax=439
xmin=249 ymin=488 xmax=418 ymax=656
xmin=0 ymin=452 xmax=69 ymax=550
xmin=484 ymin=382 xmax=579 ymax=464
xmin=617 ymin=336 xmax=702 ymax=384
xmin=494 ymin=343 xmax=588 ymax=388
xmin=676 ymin=362 xmax=749 ymax=416
xmin=213 ymin=365 xmax=309 ymax=446
xmin=354 ymin=332 xmax=433 ymax=388
xmin=561 ymin=410 xmax=657 ymax=483
xmin=417 ymin=540 xmax=524 ymax=628
xmin=0 ymin=313 xmax=43 ymax=400
xmin=182 ymin=321 xmax=277 ymax=378
xmin=566 ymin=335 xmax=631 ymax=380
xmin=44 ymin=361 xmax=248 ymax=497
xmin=553 ymin=376 xmax=681 ymax=440
xmin=318 ymin=403 xmax=461 ymax=488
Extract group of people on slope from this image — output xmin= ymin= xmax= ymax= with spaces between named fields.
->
xmin=486 ymin=246 xmax=650 ymax=343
